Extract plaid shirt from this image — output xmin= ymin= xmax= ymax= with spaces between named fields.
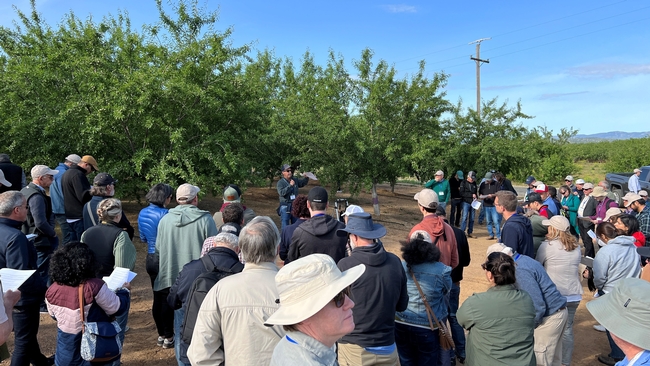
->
xmin=637 ymin=204 xmax=650 ymax=243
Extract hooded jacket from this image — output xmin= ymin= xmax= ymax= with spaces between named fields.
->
xmin=593 ymin=235 xmax=641 ymax=294
xmin=338 ymin=242 xmax=408 ymax=348
xmin=50 ymin=162 xmax=69 ymax=214
xmin=501 ymin=213 xmax=535 ymax=258
xmin=154 ymin=204 xmax=217 ymax=291
xmin=288 ymin=214 xmax=347 ymax=263
xmin=409 ymin=215 xmax=459 ymax=268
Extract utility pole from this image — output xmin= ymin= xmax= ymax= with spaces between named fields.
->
xmin=469 ymin=38 xmax=490 ymax=118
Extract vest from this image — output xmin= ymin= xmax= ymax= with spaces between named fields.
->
xmin=20 ymin=183 xmax=54 ymax=248
xmin=0 ymin=162 xmax=23 ymax=193
xmin=82 ymin=223 xmax=123 ymax=278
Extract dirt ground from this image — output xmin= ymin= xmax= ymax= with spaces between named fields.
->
xmin=2 ymin=180 xmax=608 ymax=365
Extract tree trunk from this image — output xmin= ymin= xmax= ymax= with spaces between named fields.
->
xmin=372 ymin=180 xmax=380 ymax=216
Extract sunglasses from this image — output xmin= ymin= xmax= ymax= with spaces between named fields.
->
xmin=332 ymin=287 xmax=350 ymax=308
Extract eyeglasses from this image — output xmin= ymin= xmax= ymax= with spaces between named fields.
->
xmin=332 ymin=287 xmax=350 ymax=308
xmin=284 ymin=170 xmax=292 ymax=173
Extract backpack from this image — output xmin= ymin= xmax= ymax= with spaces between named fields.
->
xmin=181 ymin=256 xmax=238 ymax=346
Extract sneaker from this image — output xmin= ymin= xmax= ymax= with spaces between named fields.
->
xmin=163 ymin=337 xmax=174 ymax=349
xmin=467 ymin=234 xmax=475 ymax=238
xmin=593 ymin=324 xmax=606 ymax=332
xmin=157 ymin=336 xmax=164 ymax=347
xmin=487 ymin=236 xmax=495 ymax=240
xmin=597 ymin=354 xmax=623 ymax=366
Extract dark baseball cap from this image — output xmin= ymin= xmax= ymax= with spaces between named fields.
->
xmin=523 ymin=192 xmax=543 ymax=205
xmin=93 ymin=172 xmax=117 ymax=186
xmin=308 ymin=186 xmax=328 ymax=203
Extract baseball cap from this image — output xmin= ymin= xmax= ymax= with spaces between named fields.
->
xmin=575 ymin=179 xmax=585 ymax=185
xmin=484 ymin=172 xmax=493 ymax=180
xmin=435 ymin=170 xmax=444 ymax=177
xmin=542 ymin=215 xmax=570 ymax=232
xmin=176 ymin=183 xmax=200 ymax=201
xmin=639 ymin=190 xmax=648 ymax=197
xmin=414 ymin=188 xmax=438 ymax=208
xmin=565 ymin=175 xmax=574 ymax=181
xmin=280 ymin=164 xmax=292 ymax=172
xmin=525 ymin=176 xmax=536 ymax=185
xmin=534 ymin=184 xmax=549 ymax=193
xmin=93 ymin=172 xmax=117 ymax=186
xmin=308 ymin=186 xmax=328 ymax=203
xmin=223 ymin=185 xmax=241 ymax=203
xmin=80 ymin=155 xmax=99 ymax=171
xmin=583 ymin=183 xmax=594 ymax=190
xmin=65 ymin=154 xmax=81 ymax=164
xmin=523 ymin=192 xmax=543 ymax=205
xmin=633 ymin=168 xmax=641 ymax=173
xmin=456 ymin=170 xmax=464 ymax=180
xmin=30 ymin=165 xmax=58 ymax=179
xmin=341 ymin=205 xmax=364 ymax=216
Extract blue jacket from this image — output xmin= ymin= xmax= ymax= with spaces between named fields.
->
xmin=0 ymin=217 xmax=47 ymax=306
xmin=396 ymin=260 xmax=452 ymax=326
xmin=50 ymin=162 xmax=69 ymax=214
xmin=279 ymin=218 xmax=306 ymax=262
xmin=501 ymin=213 xmax=534 ymax=258
xmin=137 ymin=203 xmax=169 ymax=254
xmin=514 ymin=254 xmax=566 ymax=326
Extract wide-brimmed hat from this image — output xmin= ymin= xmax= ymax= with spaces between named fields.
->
xmin=587 ymin=278 xmax=650 ymax=350
xmin=0 ymin=170 xmax=11 ymax=187
xmin=337 ymin=212 xmax=386 ymax=239
xmin=264 ymin=254 xmax=365 ymax=326
xmin=542 ymin=215 xmax=570 ymax=232
xmin=591 ymin=186 xmax=607 ymax=198
xmin=625 ymin=193 xmax=643 ymax=207
xmin=342 ymin=205 xmax=364 ymax=217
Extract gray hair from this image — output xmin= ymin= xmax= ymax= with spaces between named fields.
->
xmin=0 ymin=191 xmax=25 ymax=217
xmin=599 ymin=180 xmax=610 ymax=190
xmin=90 ymin=185 xmax=113 ymax=197
xmin=97 ymin=198 xmax=122 ymax=222
xmin=214 ymin=232 xmax=239 ymax=249
xmin=239 ymin=216 xmax=280 ymax=264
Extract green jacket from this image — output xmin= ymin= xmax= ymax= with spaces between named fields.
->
xmin=457 ymin=284 xmax=536 ymax=366
xmin=154 ymin=204 xmax=217 ymax=291
xmin=528 ymin=213 xmax=548 ymax=255
xmin=424 ymin=179 xmax=451 ymax=203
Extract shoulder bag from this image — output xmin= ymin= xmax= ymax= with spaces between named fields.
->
xmin=409 ymin=269 xmax=455 ymax=351
xmin=78 ymin=284 xmax=123 ymax=362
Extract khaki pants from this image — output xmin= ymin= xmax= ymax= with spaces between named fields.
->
xmin=338 ymin=343 xmax=398 ymax=366
xmin=534 ymin=308 xmax=568 ymax=366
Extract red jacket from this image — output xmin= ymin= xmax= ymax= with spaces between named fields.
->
xmin=409 ymin=215 xmax=459 ymax=268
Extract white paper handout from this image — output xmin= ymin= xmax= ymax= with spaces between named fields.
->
xmin=302 ymin=172 xmax=318 ymax=180
xmin=471 ymin=199 xmax=482 ymax=210
xmin=25 ymin=234 xmax=37 ymax=240
xmin=0 ymin=268 xmax=36 ymax=294
xmin=102 ymin=267 xmax=137 ymax=291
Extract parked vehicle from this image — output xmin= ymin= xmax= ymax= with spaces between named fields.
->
xmin=606 ymin=166 xmax=650 ymax=205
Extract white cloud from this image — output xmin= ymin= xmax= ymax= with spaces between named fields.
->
xmin=538 ymin=91 xmax=589 ymax=100
xmin=381 ymin=4 xmax=417 ymax=13
xmin=567 ymin=63 xmax=650 ymax=79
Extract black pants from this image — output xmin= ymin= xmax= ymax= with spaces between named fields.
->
xmin=580 ymin=224 xmax=595 ymax=257
xmin=449 ymin=199 xmax=463 ymax=226
xmin=147 ymin=253 xmax=174 ymax=339
xmin=12 ymin=303 xmax=48 ymax=366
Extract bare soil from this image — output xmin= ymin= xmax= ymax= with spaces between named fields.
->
xmin=2 ymin=181 xmax=608 ymax=365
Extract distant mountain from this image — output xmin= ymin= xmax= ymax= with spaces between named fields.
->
xmin=570 ymin=131 xmax=650 ymax=142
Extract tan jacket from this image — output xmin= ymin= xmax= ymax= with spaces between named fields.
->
xmin=187 ymin=262 xmax=285 ymax=366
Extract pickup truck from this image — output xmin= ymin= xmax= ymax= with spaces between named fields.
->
xmin=605 ymin=166 xmax=650 ymax=204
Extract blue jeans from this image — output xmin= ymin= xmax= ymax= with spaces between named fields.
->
xmin=449 ymin=199 xmax=463 ymax=226
xmin=36 ymin=244 xmax=56 ymax=287
xmin=115 ymin=301 xmax=130 ymax=345
xmin=484 ymin=206 xmax=501 ymax=239
xmin=438 ymin=202 xmax=447 ymax=214
xmin=478 ymin=206 xmax=485 ymax=224
xmin=448 ymin=283 xmax=466 ymax=360
xmin=55 ymin=214 xmax=74 ymax=245
xmin=606 ymin=329 xmax=625 ymax=360
xmin=12 ymin=303 xmax=48 ymax=366
xmin=174 ymin=308 xmax=191 ymax=366
xmin=279 ymin=203 xmax=293 ymax=230
xmin=460 ymin=202 xmax=475 ymax=234
xmin=68 ymin=219 xmax=85 ymax=243
xmin=396 ymin=321 xmax=445 ymax=366
xmin=562 ymin=301 xmax=579 ymax=365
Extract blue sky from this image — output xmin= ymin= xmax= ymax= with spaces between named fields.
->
xmin=1 ymin=0 xmax=648 ymax=135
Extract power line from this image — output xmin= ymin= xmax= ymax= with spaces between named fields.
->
xmin=393 ymin=0 xmax=631 ymax=65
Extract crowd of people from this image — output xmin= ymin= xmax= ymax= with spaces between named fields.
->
xmin=0 ymin=156 xmax=649 ymax=366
